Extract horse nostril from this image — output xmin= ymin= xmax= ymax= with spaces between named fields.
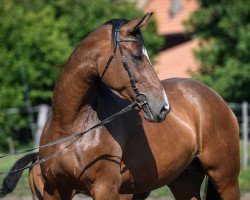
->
xmin=161 ymin=104 xmax=171 ymax=115
xmin=163 ymin=105 xmax=168 ymax=111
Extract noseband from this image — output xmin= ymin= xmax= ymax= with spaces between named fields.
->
xmin=101 ymin=20 xmax=148 ymax=108
xmin=0 ymin=20 xmax=151 ymax=173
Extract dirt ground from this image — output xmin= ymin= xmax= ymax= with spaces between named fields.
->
xmin=3 ymin=193 xmax=250 ymax=200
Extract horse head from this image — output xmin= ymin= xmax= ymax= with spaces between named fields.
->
xmin=97 ymin=13 xmax=170 ymax=122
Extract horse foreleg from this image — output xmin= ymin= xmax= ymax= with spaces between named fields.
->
xmin=91 ymin=178 xmax=122 ymax=200
xmin=29 ymin=165 xmax=44 ymax=200
xmin=42 ymin=180 xmax=74 ymax=200
xmin=168 ymin=165 xmax=205 ymax=200
xmin=119 ymin=194 xmax=132 ymax=200
xmin=199 ymin=127 xmax=240 ymax=199
xmin=43 ymin=190 xmax=61 ymax=200
xmin=132 ymin=192 xmax=151 ymax=200
xmin=42 ymin=185 xmax=61 ymax=200
xmin=43 ymin=186 xmax=74 ymax=200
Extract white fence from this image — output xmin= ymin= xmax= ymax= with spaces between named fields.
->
xmin=0 ymin=102 xmax=249 ymax=168
xmin=0 ymin=104 xmax=50 ymax=149
xmin=242 ymin=102 xmax=249 ymax=169
xmin=228 ymin=102 xmax=249 ymax=169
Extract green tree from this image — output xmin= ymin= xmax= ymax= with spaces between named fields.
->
xmin=0 ymin=0 xmax=163 ymax=150
xmin=186 ymin=0 xmax=250 ymax=102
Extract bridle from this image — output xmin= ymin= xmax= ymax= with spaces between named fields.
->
xmin=101 ymin=20 xmax=148 ymax=109
xmin=0 ymin=20 xmax=150 ymax=173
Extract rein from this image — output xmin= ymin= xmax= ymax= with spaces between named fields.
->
xmin=0 ymin=101 xmax=137 ymax=174
xmin=0 ymin=21 xmax=148 ymax=174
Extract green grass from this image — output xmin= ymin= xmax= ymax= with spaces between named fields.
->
xmin=239 ymin=141 xmax=250 ymax=191
xmin=0 ymin=141 xmax=249 ymax=197
xmin=151 ymin=186 xmax=174 ymax=198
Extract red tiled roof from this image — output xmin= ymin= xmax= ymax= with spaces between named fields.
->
xmin=145 ymin=0 xmax=200 ymax=35
xmin=154 ymin=39 xmax=200 ymax=80
xmin=141 ymin=0 xmax=200 ymax=79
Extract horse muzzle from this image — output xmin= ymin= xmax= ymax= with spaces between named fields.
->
xmin=135 ymin=93 xmax=171 ymax=123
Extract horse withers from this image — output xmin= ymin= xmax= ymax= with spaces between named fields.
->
xmin=0 ymin=13 xmax=240 ymax=200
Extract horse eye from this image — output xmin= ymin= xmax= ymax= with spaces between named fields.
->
xmin=132 ymin=54 xmax=143 ymax=63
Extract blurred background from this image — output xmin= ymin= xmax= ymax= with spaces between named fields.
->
xmin=0 ymin=0 xmax=249 ymax=199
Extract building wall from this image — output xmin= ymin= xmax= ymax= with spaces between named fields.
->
xmin=143 ymin=0 xmax=200 ymax=80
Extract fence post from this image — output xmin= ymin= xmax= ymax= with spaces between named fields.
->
xmin=242 ymin=101 xmax=249 ymax=170
xmin=6 ymin=137 xmax=15 ymax=153
xmin=36 ymin=104 xmax=49 ymax=147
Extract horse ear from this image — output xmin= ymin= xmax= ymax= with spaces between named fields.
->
xmin=122 ymin=13 xmax=153 ymax=33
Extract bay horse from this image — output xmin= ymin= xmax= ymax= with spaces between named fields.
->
xmin=0 ymin=13 xmax=240 ymax=200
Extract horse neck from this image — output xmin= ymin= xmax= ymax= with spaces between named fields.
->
xmin=52 ymin=44 xmax=99 ymax=131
